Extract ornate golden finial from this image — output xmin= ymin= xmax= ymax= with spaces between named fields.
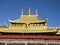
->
xmin=46 ymin=18 xmax=48 ymax=21
xmin=35 ymin=9 xmax=38 ymax=16
xmin=0 ymin=24 xmax=1 ymax=26
xmin=21 ymin=10 xmax=23 ymax=15
xmin=4 ymin=21 xmax=6 ymax=26
xmin=28 ymin=8 xmax=31 ymax=16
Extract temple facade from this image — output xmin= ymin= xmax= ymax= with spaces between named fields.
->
xmin=0 ymin=8 xmax=60 ymax=45
xmin=0 ymin=8 xmax=59 ymax=35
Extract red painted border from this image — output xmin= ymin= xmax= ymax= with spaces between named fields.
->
xmin=0 ymin=35 xmax=60 ymax=39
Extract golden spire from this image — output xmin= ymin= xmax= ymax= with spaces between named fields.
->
xmin=28 ymin=8 xmax=31 ymax=16
xmin=21 ymin=9 xmax=23 ymax=15
xmin=4 ymin=21 xmax=6 ymax=26
xmin=35 ymin=9 xmax=38 ymax=16
xmin=46 ymin=18 xmax=48 ymax=21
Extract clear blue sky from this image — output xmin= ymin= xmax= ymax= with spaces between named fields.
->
xmin=0 ymin=0 xmax=60 ymax=27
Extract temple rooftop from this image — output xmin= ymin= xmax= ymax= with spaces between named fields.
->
xmin=9 ymin=8 xmax=47 ymax=23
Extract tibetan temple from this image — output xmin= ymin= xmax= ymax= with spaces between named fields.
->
xmin=0 ymin=8 xmax=60 ymax=45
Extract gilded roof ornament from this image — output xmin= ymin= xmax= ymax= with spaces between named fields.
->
xmin=21 ymin=10 xmax=23 ymax=15
xmin=35 ymin=9 xmax=38 ymax=16
xmin=28 ymin=8 xmax=31 ymax=16
xmin=46 ymin=18 xmax=48 ymax=21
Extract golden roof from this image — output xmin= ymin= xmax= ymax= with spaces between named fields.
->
xmin=9 ymin=8 xmax=47 ymax=23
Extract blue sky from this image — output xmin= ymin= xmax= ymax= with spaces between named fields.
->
xmin=0 ymin=0 xmax=60 ymax=27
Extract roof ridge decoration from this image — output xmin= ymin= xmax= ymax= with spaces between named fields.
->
xmin=28 ymin=8 xmax=31 ymax=16
xmin=8 ymin=8 xmax=47 ymax=23
xmin=35 ymin=9 xmax=38 ymax=16
xmin=21 ymin=9 xmax=23 ymax=16
xmin=20 ymin=8 xmax=38 ymax=17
